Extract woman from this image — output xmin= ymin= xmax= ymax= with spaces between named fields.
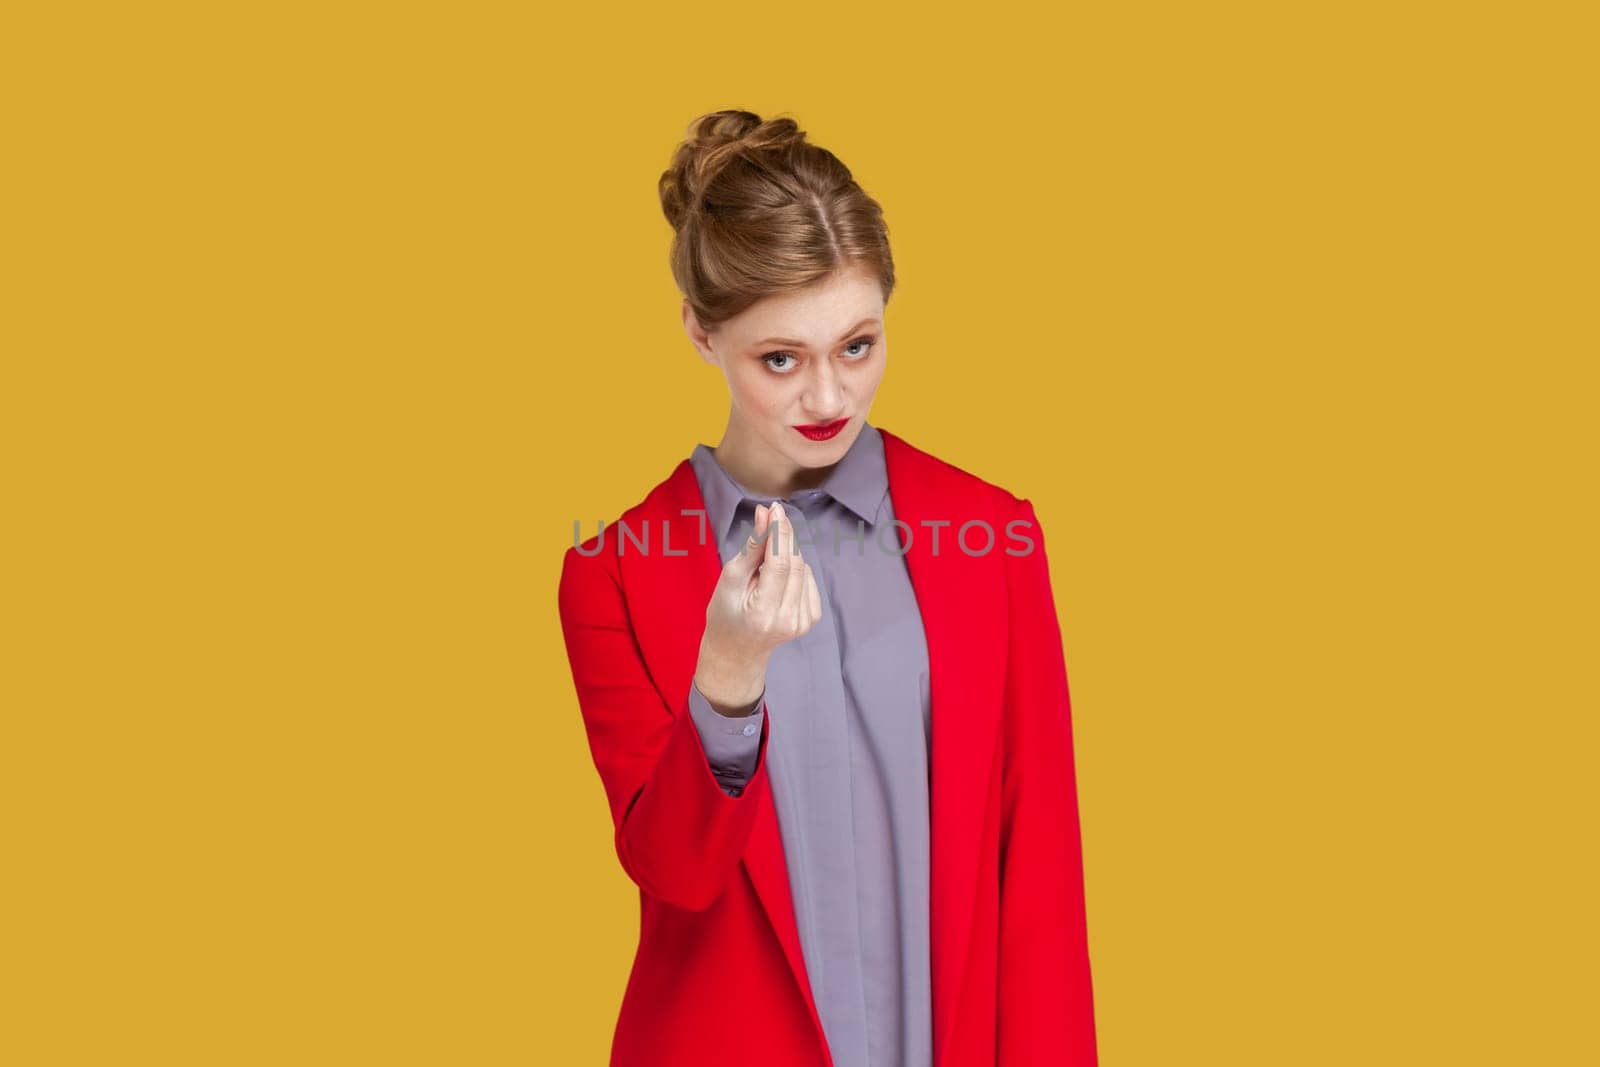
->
xmin=558 ymin=109 xmax=1097 ymax=1067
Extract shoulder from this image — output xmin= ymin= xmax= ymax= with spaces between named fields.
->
xmin=878 ymin=426 xmax=1053 ymax=573
xmin=878 ymin=425 xmax=1029 ymax=515
xmin=560 ymin=455 xmax=695 ymax=587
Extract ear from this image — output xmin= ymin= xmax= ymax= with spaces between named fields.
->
xmin=682 ymin=299 xmax=718 ymax=365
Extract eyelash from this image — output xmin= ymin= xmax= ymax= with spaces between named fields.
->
xmin=761 ymin=336 xmax=877 ymax=373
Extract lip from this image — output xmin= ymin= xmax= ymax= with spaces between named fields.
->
xmin=794 ymin=417 xmax=849 ymax=441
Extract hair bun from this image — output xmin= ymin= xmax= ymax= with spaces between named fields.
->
xmin=657 ymin=108 xmax=894 ymax=329
xmin=659 ymin=110 xmax=806 ymax=230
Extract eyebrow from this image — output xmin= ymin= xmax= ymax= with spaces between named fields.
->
xmin=753 ymin=317 xmax=881 ymax=349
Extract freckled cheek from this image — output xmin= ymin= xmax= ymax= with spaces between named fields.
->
xmin=853 ymin=355 xmax=887 ymax=392
xmin=731 ymin=370 xmax=793 ymax=415
xmin=764 ymin=382 xmax=800 ymax=415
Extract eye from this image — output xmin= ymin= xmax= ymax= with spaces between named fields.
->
xmin=842 ymin=335 xmax=877 ymax=359
xmin=761 ymin=351 xmax=799 ymax=373
xmin=761 ymin=336 xmax=877 ymax=373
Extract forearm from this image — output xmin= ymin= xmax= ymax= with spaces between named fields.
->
xmin=560 ymin=545 xmax=774 ymax=912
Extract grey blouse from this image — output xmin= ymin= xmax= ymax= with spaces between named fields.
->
xmin=685 ymin=420 xmax=934 ymax=1067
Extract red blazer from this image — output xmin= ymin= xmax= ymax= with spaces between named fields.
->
xmin=558 ymin=427 xmax=1098 ymax=1066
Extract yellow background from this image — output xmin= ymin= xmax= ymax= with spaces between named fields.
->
xmin=3 ymin=1 xmax=1594 ymax=1063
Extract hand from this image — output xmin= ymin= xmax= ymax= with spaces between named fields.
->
xmin=695 ymin=501 xmax=823 ymax=713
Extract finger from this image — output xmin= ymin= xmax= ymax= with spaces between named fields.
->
xmin=727 ymin=504 xmax=770 ymax=579
xmin=804 ymin=562 xmax=821 ymax=623
xmin=767 ymin=501 xmax=799 ymax=559
xmin=777 ymin=555 xmax=808 ymax=626
xmin=753 ymin=502 xmax=791 ymax=605
xmin=753 ymin=524 xmax=792 ymax=610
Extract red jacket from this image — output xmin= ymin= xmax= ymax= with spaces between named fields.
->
xmin=557 ymin=427 xmax=1098 ymax=1066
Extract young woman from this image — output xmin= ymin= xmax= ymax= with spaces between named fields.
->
xmin=558 ymin=109 xmax=1097 ymax=1067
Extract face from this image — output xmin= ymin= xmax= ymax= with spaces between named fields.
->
xmin=684 ymin=266 xmax=888 ymax=488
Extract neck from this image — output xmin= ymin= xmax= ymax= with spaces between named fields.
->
xmin=714 ymin=416 xmax=836 ymax=499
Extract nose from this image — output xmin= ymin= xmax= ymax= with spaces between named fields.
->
xmin=802 ymin=360 xmax=845 ymax=420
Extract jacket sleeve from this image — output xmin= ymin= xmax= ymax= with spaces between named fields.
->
xmin=558 ymin=543 xmax=773 ymax=911
xmin=996 ymin=497 xmax=1099 ymax=1064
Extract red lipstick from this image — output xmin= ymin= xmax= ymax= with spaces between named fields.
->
xmin=794 ymin=417 xmax=849 ymax=441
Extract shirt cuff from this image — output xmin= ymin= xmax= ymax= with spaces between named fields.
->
xmin=687 ymin=679 xmax=766 ymax=796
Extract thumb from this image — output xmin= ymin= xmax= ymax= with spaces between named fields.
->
xmin=724 ymin=503 xmax=771 ymax=580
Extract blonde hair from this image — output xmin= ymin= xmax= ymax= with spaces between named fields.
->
xmin=658 ymin=109 xmax=896 ymax=330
